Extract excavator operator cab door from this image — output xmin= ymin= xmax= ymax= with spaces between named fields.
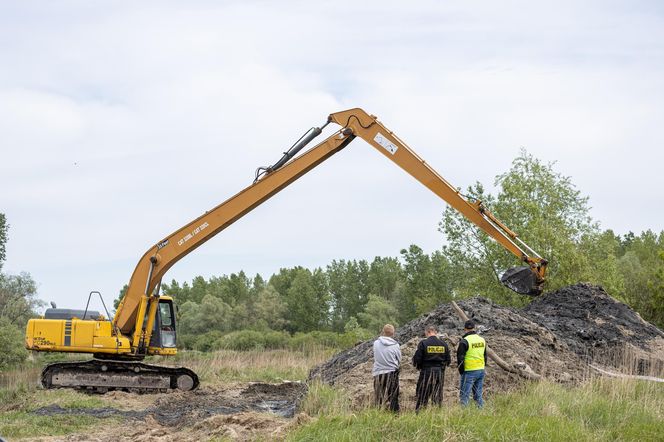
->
xmin=149 ymin=299 xmax=177 ymax=348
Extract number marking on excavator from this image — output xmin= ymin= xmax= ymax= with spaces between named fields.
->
xmin=177 ymin=222 xmax=210 ymax=246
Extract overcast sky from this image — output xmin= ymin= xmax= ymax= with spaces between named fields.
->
xmin=2 ymin=1 xmax=663 ymax=311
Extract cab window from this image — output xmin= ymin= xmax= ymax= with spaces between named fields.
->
xmin=159 ymin=302 xmax=173 ymax=327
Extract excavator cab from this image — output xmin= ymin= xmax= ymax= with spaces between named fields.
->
xmin=148 ymin=298 xmax=177 ymax=350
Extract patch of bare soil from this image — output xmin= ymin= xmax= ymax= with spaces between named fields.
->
xmin=29 ymin=381 xmax=306 ymax=441
xmin=310 ymin=283 xmax=664 ymax=409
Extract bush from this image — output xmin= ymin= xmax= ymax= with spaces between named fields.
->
xmin=263 ymin=330 xmax=290 ymax=349
xmin=177 ymin=333 xmax=198 ymax=350
xmin=0 ymin=318 xmax=28 ymax=370
xmin=187 ymin=330 xmax=224 ymax=352
xmin=338 ymin=328 xmax=374 ymax=349
xmin=215 ymin=330 xmax=266 ymax=351
xmin=289 ymin=331 xmax=349 ymax=352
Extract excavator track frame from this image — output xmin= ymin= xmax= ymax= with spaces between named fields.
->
xmin=41 ymin=360 xmax=199 ymax=393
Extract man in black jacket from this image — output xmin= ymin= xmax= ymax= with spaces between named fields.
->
xmin=412 ymin=324 xmax=451 ymax=410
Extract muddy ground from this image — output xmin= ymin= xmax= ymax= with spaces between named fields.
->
xmin=310 ymin=283 xmax=664 ymax=409
xmin=27 ymin=382 xmax=307 ymax=442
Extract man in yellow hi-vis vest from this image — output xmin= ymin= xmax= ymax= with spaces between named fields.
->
xmin=456 ymin=320 xmax=486 ymax=407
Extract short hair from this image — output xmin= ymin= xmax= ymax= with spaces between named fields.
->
xmin=382 ymin=324 xmax=395 ymax=337
xmin=425 ymin=324 xmax=437 ymax=334
xmin=464 ymin=320 xmax=476 ymax=330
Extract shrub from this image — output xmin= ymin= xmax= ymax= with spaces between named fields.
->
xmin=215 ymin=330 xmax=266 ymax=351
xmin=0 ymin=318 xmax=28 ymax=370
xmin=190 ymin=330 xmax=224 ymax=352
xmin=263 ymin=330 xmax=290 ymax=349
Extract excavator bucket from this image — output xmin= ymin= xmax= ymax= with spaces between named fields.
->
xmin=501 ymin=266 xmax=542 ymax=296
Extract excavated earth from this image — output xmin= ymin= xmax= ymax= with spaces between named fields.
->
xmin=28 ymin=382 xmax=308 ymax=441
xmin=309 ymin=283 xmax=664 ymax=409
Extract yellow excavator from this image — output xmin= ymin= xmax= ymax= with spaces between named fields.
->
xmin=25 ymin=108 xmax=547 ymax=392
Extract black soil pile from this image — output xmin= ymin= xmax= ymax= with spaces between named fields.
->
xmin=524 ymin=283 xmax=664 ymax=373
xmin=524 ymin=283 xmax=664 ymax=354
xmin=309 ymin=283 xmax=664 ymax=408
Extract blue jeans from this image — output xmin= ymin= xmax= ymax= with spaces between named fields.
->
xmin=460 ymin=369 xmax=484 ymax=407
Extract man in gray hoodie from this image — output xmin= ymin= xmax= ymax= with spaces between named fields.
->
xmin=372 ymin=324 xmax=402 ymax=412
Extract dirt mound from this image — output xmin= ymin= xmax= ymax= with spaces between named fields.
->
xmin=309 ymin=283 xmax=664 ymax=409
xmin=524 ymin=283 xmax=664 ymax=374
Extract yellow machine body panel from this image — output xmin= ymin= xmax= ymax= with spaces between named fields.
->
xmin=25 ymin=318 xmax=132 ymax=355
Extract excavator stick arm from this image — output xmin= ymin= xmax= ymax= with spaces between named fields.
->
xmin=328 ymin=108 xmax=547 ymax=295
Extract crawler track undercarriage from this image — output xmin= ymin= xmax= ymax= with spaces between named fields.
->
xmin=41 ymin=359 xmax=199 ymax=393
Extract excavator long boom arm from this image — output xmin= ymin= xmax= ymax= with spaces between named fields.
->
xmin=114 ymin=108 xmax=547 ymax=346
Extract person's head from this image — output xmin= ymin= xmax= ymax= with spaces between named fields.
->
xmin=425 ymin=324 xmax=437 ymax=337
xmin=382 ymin=324 xmax=395 ymax=337
xmin=464 ymin=320 xmax=476 ymax=332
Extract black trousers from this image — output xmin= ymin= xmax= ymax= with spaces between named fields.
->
xmin=373 ymin=370 xmax=400 ymax=412
xmin=415 ymin=366 xmax=444 ymax=410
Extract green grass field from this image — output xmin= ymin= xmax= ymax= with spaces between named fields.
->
xmin=289 ymin=379 xmax=664 ymax=441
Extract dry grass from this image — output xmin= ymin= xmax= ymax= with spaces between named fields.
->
xmin=151 ymin=348 xmax=335 ymax=385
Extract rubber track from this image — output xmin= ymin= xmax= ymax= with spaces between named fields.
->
xmin=41 ymin=359 xmax=200 ymax=393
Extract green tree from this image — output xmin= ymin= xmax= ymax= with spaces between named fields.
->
xmin=0 ymin=272 xmax=43 ymax=327
xmin=648 ymin=251 xmax=664 ymax=328
xmin=399 ymin=245 xmax=431 ymax=320
xmin=439 ymin=150 xmax=611 ymax=304
xmin=284 ymin=268 xmax=329 ymax=332
xmin=113 ymin=284 xmax=129 ymax=310
xmin=163 ymin=279 xmax=187 ymax=303
xmin=269 ymin=267 xmax=300 ymax=298
xmin=251 ymin=274 xmax=266 ymax=297
xmin=188 ymin=276 xmax=210 ymax=304
xmin=357 ymin=294 xmax=399 ymax=334
xmin=344 ymin=316 xmax=360 ymax=332
xmin=178 ymin=295 xmax=233 ymax=335
xmin=0 ymin=220 xmax=43 ymax=369
xmin=251 ymin=285 xmax=288 ymax=331
xmin=327 ymin=259 xmax=370 ymax=331
xmin=578 ymin=230 xmax=625 ymax=297
xmin=397 ymin=246 xmax=456 ymax=319
xmin=367 ymin=257 xmax=402 ymax=302
xmin=0 ymin=317 xmax=27 ymax=370
xmin=617 ymin=230 xmax=664 ymax=326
